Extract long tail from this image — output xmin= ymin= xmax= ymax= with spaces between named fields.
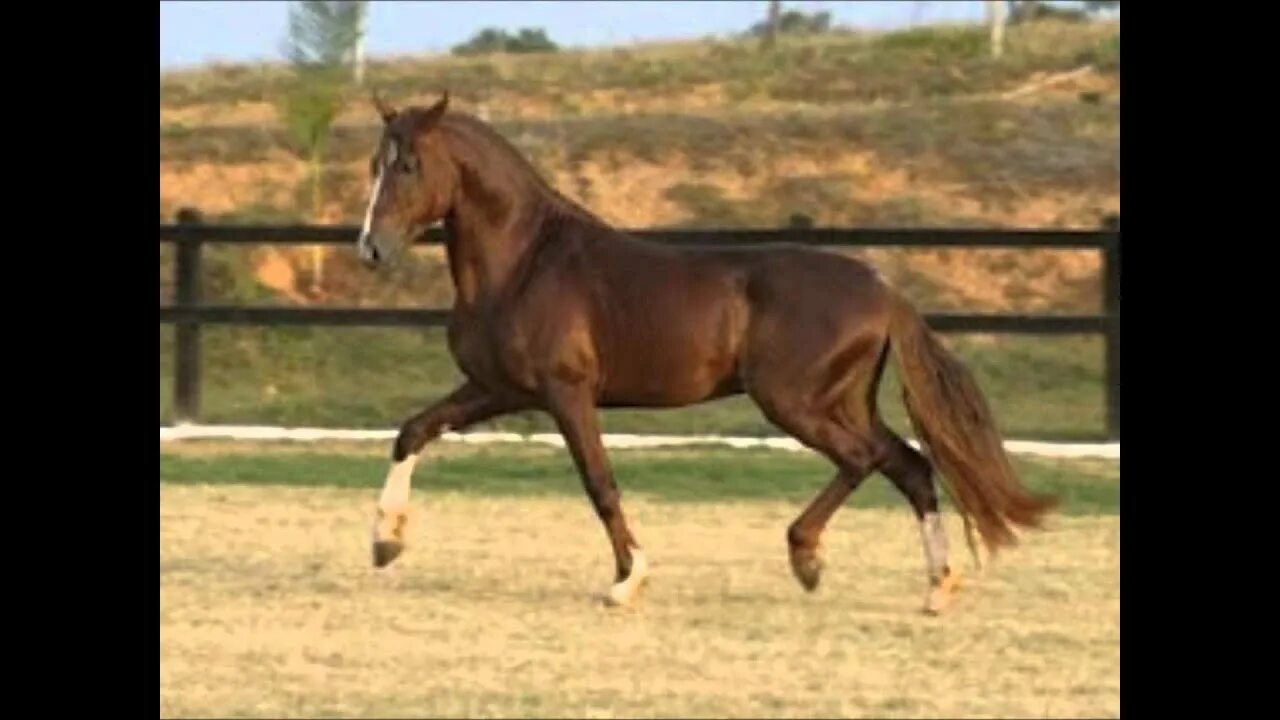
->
xmin=886 ymin=293 xmax=1058 ymax=554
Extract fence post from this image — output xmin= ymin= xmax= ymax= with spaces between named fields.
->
xmin=173 ymin=208 xmax=203 ymax=424
xmin=1102 ymin=215 xmax=1120 ymax=441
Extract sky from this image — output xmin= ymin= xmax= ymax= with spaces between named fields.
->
xmin=158 ymin=1 xmax=1098 ymax=71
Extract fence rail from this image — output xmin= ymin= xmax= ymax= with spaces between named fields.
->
xmin=159 ymin=215 xmax=1121 ymax=439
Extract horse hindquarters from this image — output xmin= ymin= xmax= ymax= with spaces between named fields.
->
xmin=735 ymin=261 xmax=972 ymax=612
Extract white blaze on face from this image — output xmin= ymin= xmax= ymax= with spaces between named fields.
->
xmin=360 ymin=172 xmax=385 ymax=243
xmin=359 ymin=142 xmax=396 ymax=246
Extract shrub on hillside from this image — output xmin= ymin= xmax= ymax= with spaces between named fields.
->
xmin=1008 ymin=1 xmax=1088 ymax=25
xmin=452 ymin=27 xmax=558 ymax=56
xmin=746 ymin=9 xmax=833 ymax=38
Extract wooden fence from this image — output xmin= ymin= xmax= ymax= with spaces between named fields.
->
xmin=159 ymin=214 xmax=1120 ymax=439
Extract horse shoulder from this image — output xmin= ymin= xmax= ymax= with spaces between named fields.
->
xmin=487 ymin=257 xmax=597 ymax=394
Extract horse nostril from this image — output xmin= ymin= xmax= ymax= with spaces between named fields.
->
xmin=358 ymin=240 xmax=381 ymax=267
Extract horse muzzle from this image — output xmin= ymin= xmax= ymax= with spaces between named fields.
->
xmin=356 ymin=235 xmax=383 ymax=269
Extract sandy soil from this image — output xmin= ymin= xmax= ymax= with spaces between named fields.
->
xmin=160 ymin=484 xmax=1119 ymax=718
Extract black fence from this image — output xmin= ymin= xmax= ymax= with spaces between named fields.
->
xmin=159 ymin=215 xmax=1120 ymax=439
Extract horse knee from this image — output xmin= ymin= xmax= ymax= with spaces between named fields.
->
xmin=393 ymin=416 xmax=450 ymax=461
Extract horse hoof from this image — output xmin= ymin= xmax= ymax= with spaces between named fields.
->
xmin=922 ymin=568 xmax=962 ymax=615
xmin=371 ymin=508 xmax=408 ymax=568
xmin=789 ymin=547 xmax=824 ymax=592
xmin=603 ymin=584 xmax=633 ymax=607
xmin=603 ymin=549 xmax=648 ymax=607
xmin=603 ymin=578 xmax=647 ymax=607
xmin=372 ymin=540 xmax=404 ymax=568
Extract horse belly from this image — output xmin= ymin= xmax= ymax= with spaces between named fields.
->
xmin=598 ymin=301 xmax=746 ymax=407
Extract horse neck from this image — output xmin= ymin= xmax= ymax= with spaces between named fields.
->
xmin=441 ymin=165 xmax=549 ymax=309
xmin=437 ymin=117 xmax=611 ymax=308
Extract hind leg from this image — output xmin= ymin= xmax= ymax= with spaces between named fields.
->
xmin=884 ymin=427 xmax=988 ymax=574
xmin=875 ymin=423 xmax=964 ymax=614
xmin=749 ymin=388 xmax=884 ymax=593
xmin=742 ymin=325 xmax=891 ymax=594
xmin=786 ymin=470 xmax=866 ymax=591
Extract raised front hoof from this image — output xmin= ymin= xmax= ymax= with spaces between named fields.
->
xmin=371 ymin=508 xmax=409 ymax=568
xmin=371 ymin=540 xmax=405 ymax=568
xmin=789 ymin=547 xmax=824 ymax=593
xmin=922 ymin=568 xmax=962 ymax=616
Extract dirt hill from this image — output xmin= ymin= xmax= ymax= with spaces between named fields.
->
xmin=159 ymin=19 xmax=1119 ymax=314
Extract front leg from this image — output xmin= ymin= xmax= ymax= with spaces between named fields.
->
xmin=372 ymin=381 xmax=522 ymax=567
xmin=544 ymin=379 xmax=648 ymax=606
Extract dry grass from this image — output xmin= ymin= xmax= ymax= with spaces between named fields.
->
xmin=160 ymin=483 xmax=1119 ymax=718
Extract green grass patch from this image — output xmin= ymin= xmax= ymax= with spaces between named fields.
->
xmin=161 ymin=324 xmax=1106 ymax=440
xmin=159 ymin=444 xmax=1118 ymax=515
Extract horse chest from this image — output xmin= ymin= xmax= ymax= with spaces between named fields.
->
xmin=446 ymin=309 xmax=534 ymax=391
xmin=447 ymin=312 xmax=499 ymax=381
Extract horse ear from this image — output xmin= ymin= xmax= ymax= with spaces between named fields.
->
xmin=372 ymin=91 xmax=397 ymax=124
xmin=416 ymin=91 xmax=450 ymax=131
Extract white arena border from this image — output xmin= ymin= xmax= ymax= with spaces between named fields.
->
xmin=159 ymin=424 xmax=1119 ymax=460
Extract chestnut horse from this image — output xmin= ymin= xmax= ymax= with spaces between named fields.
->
xmin=358 ymin=93 xmax=1056 ymax=614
